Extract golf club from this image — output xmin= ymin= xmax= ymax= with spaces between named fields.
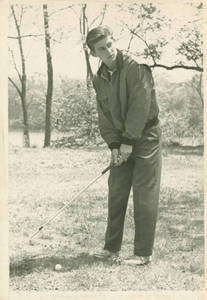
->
xmin=29 ymin=164 xmax=113 ymax=245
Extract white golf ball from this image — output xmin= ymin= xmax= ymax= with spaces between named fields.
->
xmin=55 ymin=264 xmax=62 ymax=271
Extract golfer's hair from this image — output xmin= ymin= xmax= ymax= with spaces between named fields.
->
xmin=86 ymin=26 xmax=113 ymax=51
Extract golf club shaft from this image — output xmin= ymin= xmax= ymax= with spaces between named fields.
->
xmin=29 ymin=165 xmax=112 ymax=241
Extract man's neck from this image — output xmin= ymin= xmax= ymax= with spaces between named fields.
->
xmin=106 ymin=60 xmax=117 ymax=72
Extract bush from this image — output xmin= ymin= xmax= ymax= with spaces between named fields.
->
xmin=9 ymin=119 xmax=23 ymax=130
xmin=8 ymin=74 xmax=203 ymax=147
xmin=156 ymin=74 xmax=203 ymax=146
xmin=52 ymin=78 xmax=100 ymax=144
xmin=8 ymin=75 xmax=46 ymax=131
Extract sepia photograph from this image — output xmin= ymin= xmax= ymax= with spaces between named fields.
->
xmin=4 ymin=0 xmax=205 ymax=297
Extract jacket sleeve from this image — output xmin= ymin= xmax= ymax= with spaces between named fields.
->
xmin=92 ymin=79 xmax=122 ymax=149
xmin=121 ymin=63 xmax=154 ymax=145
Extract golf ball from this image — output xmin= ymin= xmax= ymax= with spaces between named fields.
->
xmin=55 ymin=264 xmax=62 ymax=271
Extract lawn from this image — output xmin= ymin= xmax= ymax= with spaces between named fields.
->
xmin=9 ymin=133 xmax=204 ymax=291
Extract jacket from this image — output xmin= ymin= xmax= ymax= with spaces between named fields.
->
xmin=92 ymin=50 xmax=161 ymax=153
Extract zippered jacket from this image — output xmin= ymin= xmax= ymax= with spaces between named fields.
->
xmin=92 ymin=50 xmax=161 ymax=151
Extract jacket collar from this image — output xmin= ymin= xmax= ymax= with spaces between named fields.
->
xmin=97 ymin=49 xmax=124 ymax=78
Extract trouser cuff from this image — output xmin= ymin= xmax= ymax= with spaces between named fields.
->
xmin=134 ymin=250 xmax=153 ymax=256
xmin=104 ymin=245 xmax=120 ymax=253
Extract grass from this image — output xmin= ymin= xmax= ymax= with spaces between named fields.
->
xmin=9 ymin=133 xmax=204 ymax=291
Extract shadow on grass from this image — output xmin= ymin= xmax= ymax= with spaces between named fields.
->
xmin=10 ymin=252 xmax=116 ymax=278
xmin=164 ymin=144 xmax=203 ymax=156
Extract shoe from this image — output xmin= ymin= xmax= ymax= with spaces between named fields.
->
xmin=123 ymin=255 xmax=152 ymax=266
xmin=93 ymin=249 xmax=119 ymax=259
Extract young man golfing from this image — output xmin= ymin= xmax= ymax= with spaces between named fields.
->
xmin=86 ymin=26 xmax=162 ymax=265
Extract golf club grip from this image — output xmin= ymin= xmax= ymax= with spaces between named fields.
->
xmin=102 ymin=165 xmax=113 ymax=175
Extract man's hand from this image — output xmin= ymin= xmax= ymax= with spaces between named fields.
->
xmin=119 ymin=144 xmax=133 ymax=162
xmin=110 ymin=149 xmax=123 ymax=167
xmin=110 ymin=144 xmax=132 ymax=167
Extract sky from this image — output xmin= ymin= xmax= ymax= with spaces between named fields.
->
xmin=8 ymin=1 xmax=203 ymax=83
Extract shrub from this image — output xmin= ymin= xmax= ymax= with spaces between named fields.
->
xmin=156 ymin=74 xmax=203 ymax=146
xmin=52 ymin=79 xmax=100 ymax=144
xmin=8 ymin=74 xmax=203 ymax=147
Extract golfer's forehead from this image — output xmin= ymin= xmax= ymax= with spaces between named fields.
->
xmin=94 ymin=36 xmax=113 ymax=50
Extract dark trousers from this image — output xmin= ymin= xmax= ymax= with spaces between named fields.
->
xmin=104 ymin=140 xmax=162 ymax=256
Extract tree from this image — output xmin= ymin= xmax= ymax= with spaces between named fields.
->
xmin=43 ymin=4 xmax=53 ymax=147
xmin=119 ymin=3 xmax=203 ymax=72
xmin=78 ymin=4 xmax=107 ymax=87
xmin=8 ymin=5 xmax=30 ymax=147
xmin=184 ymin=73 xmax=203 ymax=107
xmin=80 ymin=4 xmax=93 ymax=88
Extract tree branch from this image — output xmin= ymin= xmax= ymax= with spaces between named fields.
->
xmin=128 ymin=24 xmax=203 ymax=72
xmin=11 ymin=5 xmax=20 ymax=32
xmin=127 ymin=26 xmax=157 ymax=65
xmin=127 ymin=34 xmax=134 ymax=53
xmin=80 ymin=7 xmax=82 ymax=35
xmin=99 ymin=4 xmax=107 ymax=26
xmin=69 ymin=6 xmax=79 ymax=18
xmin=49 ymin=5 xmax=73 ymax=17
xmin=150 ymin=63 xmax=203 ymax=72
xmin=19 ymin=6 xmax=24 ymax=28
xmin=8 ymin=34 xmax=44 ymax=39
xmin=90 ymin=3 xmax=107 ymax=27
xmin=90 ymin=14 xmax=100 ymax=27
xmin=126 ymin=23 xmax=140 ymax=53
xmin=9 ymin=48 xmax=22 ymax=82
xmin=11 ymin=5 xmax=26 ymax=80
xmin=8 ymin=77 xmax=22 ymax=97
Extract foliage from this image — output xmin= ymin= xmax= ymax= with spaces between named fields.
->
xmin=118 ymin=3 xmax=169 ymax=64
xmin=51 ymin=78 xmax=100 ymax=146
xmin=119 ymin=2 xmax=203 ymax=71
xmin=156 ymin=73 xmax=203 ymax=145
xmin=8 ymin=3 xmax=204 ymax=148
xmin=9 ymin=73 xmax=203 ymax=147
xmin=9 ymin=5 xmax=31 ymax=147
xmin=9 ymin=75 xmax=46 ymax=131
xmin=177 ymin=27 xmax=203 ymax=68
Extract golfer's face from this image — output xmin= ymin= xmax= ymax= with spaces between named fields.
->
xmin=93 ymin=36 xmax=117 ymax=69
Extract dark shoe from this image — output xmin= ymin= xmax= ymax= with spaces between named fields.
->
xmin=93 ymin=249 xmax=119 ymax=259
xmin=123 ymin=255 xmax=152 ymax=266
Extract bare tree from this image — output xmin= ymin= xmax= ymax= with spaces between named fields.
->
xmin=80 ymin=4 xmax=93 ymax=88
xmin=8 ymin=5 xmax=30 ymax=147
xmin=79 ymin=4 xmax=108 ymax=87
xmin=43 ymin=4 xmax=53 ymax=147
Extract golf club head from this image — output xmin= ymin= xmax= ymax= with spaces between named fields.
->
xmin=28 ymin=226 xmax=44 ymax=245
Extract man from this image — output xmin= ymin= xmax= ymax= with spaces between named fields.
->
xmin=86 ymin=26 xmax=162 ymax=265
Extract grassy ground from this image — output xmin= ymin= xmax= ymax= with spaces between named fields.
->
xmin=9 ymin=133 xmax=204 ymax=291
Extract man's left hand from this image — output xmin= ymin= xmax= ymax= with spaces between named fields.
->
xmin=120 ymin=144 xmax=133 ymax=162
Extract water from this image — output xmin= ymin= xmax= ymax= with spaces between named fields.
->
xmin=8 ymin=131 xmax=64 ymax=148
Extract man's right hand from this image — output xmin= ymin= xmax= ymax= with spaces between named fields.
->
xmin=110 ymin=149 xmax=124 ymax=167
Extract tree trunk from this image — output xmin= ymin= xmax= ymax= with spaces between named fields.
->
xmin=81 ymin=4 xmax=93 ymax=87
xmin=21 ymin=74 xmax=30 ymax=146
xmin=198 ymin=73 xmax=203 ymax=107
xmin=43 ymin=4 xmax=53 ymax=147
xmin=11 ymin=5 xmax=30 ymax=147
xmin=84 ymin=48 xmax=93 ymax=88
